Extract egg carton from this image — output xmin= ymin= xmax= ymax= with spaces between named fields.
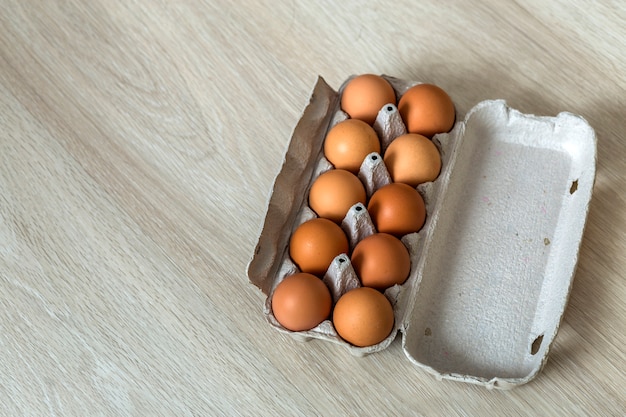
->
xmin=247 ymin=75 xmax=596 ymax=389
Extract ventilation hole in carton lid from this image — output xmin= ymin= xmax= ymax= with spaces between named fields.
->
xmin=570 ymin=180 xmax=578 ymax=194
xmin=355 ymin=205 xmax=363 ymax=212
xmin=371 ymin=155 xmax=378 ymax=161
xmin=531 ymin=335 xmax=544 ymax=355
xmin=338 ymin=256 xmax=346 ymax=263
xmin=386 ymin=105 xmax=394 ymax=112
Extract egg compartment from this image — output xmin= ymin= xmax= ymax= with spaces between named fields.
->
xmin=248 ymin=76 xmax=596 ymax=389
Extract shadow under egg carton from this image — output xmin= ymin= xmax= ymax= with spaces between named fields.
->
xmin=248 ymin=75 xmax=596 ymax=389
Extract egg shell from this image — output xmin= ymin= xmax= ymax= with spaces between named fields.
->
xmin=367 ymin=183 xmax=427 ymax=236
xmin=333 ymin=287 xmax=395 ymax=347
xmin=383 ymin=133 xmax=442 ymax=187
xmin=289 ymin=218 xmax=349 ymax=276
xmin=351 ymin=233 xmax=411 ymax=290
xmin=398 ymin=83 xmax=456 ymax=137
xmin=324 ymin=119 xmax=381 ymax=174
xmin=308 ymin=169 xmax=367 ymax=223
xmin=341 ymin=74 xmax=396 ymax=125
xmin=271 ymin=272 xmax=332 ymax=331
xmin=248 ymin=75 xmax=596 ymax=389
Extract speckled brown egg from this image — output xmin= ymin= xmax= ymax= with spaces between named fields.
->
xmin=341 ymin=74 xmax=396 ymax=125
xmin=332 ymin=287 xmax=395 ymax=347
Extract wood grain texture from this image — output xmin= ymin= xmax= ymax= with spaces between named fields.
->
xmin=0 ymin=1 xmax=624 ymax=415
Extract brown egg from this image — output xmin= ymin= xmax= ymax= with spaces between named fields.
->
xmin=341 ymin=74 xmax=396 ymax=125
xmin=309 ymin=169 xmax=367 ymax=223
xmin=398 ymin=83 xmax=455 ymax=137
xmin=351 ymin=233 xmax=411 ymax=290
xmin=289 ymin=218 xmax=349 ymax=276
xmin=332 ymin=287 xmax=394 ymax=347
xmin=324 ymin=119 xmax=381 ymax=174
xmin=383 ymin=133 xmax=441 ymax=187
xmin=367 ymin=183 xmax=426 ymax=236
xmin=271 ymin=273 xmax=332 ymax=331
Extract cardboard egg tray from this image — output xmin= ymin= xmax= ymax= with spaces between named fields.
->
xmin=247 ymin=75 xmax=596 ymax=389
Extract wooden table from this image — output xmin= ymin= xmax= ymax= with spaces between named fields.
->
xmin=1 ymin=1 xmax=624 ymax=415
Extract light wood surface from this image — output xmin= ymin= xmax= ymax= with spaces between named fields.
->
xmin=1 ymin=1 xmax=624 ymax=416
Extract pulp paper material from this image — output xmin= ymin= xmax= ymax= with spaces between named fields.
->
xmin=401 ymin=100 xmax=596 ymax=388
xmin=247 ymin=76 xmax=596 ymax=389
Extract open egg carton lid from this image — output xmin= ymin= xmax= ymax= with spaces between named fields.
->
xmin=247 ymin=75 xmax=596 ymax=389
